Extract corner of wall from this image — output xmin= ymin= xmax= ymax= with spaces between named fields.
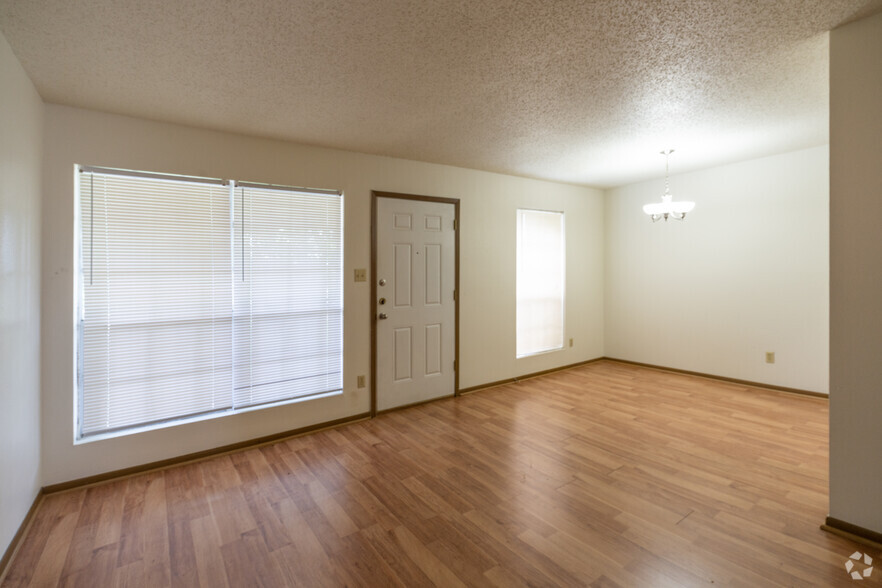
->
xmin=601 ymin=147 xmax=829 ymax=393
xmin=829 ymin=9 xmax=882 ymax=536
xmin=0 ymin=28 xmax=44 ymax=563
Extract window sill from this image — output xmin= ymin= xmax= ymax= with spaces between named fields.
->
xmin=74 ymin=388 xmax=344 ymax=445
xmin=516 ymin=346 xmax=565 ymax=359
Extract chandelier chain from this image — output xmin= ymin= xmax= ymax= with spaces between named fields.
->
xmin=662 ymin=149 xmax=673 ymax=195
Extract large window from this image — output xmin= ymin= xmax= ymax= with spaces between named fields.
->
xmin=75 ymin=166 xmax=342 ymax=440
xmin=516 ymin=209 xmax=565 ymax=357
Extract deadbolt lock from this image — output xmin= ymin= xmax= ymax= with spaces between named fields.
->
xmin=378 ymin=278 xmax=387 ymax=286
xmin=378 ymin=297 xmax=386 ymax=305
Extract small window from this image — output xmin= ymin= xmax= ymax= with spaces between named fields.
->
xmin=75 ymin=166 xmax=342 ymax=440
xmin=516 ymin=209 xmax=565 ymax=357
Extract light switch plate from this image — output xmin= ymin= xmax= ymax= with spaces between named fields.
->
xmin=354 ymin=268 xmax=367 ymax=282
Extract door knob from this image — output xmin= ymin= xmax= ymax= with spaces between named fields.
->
xmin=378 ymin=313 xmax=388 ymax=320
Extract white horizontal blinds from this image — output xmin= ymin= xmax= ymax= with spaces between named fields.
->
xmin=233 ymin=184 xmax=343 ymax=408
xmin=516 ymin=209 xmax=565 ymax=358
xmin=78 ymin=169 xmax=233 ymax=437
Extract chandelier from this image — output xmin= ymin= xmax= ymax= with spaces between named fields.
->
xmin=642 ymin=149 xmax=695 ymax=222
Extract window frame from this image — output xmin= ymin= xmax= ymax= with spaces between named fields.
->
xmin=515 ymin=208 xmax=566 ymax=358
xmin=74 ymin=165 xmax=344 ymax=442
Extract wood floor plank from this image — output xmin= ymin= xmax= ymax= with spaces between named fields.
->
xmin=273 ymin=498 xmax=354 ymax=587
xmin=164 ymin=465 xmax=208 ymax=526
xmin=461 ymin=508 xmax=588 ymax=586
xmin=111 ymin=561 xmax=144 ymax=588
xmin=188 ymin=516 xmax=229 ymax=588
xmin=139 ymin=471 xmax=171 ymax=588
xmin=116 ymin=476 xmax=148 ymax=569
xmin=167 ymin=520 xmax=198 ymax=587
xmin=322 ymin=531 xmax=402 ymax=588
xmin=93 ymin=483 xmax=125 ymax=550
xmin=358 ymin=524 xmax=434 ymax=586
xmin=3 ymin=360 xmax=871 ymax=587
xmin=332 ymin=481 xmax=400 ymax=532
xmin=389 ymin=525 xmax=467 ymax=588
xmin=517 ymin=528 xmax=638 ymax=586
xmin=205 ymin=485 xmax=257 ymax=548
xmin=219 ymin=528 xmax=287 ymax=587
xmin=1 ymin=493 xmax=80 ymax=586
xmin=197 ymin=454 xmax=242 ymax=493
xmin=24 ymin=511 xmax=79 ymax=588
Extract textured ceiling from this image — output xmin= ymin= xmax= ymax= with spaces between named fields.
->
xmin=2 ymin=0 xmax=881 ymax=187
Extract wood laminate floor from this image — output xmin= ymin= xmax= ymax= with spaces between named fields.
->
xmin=2 ymin=360 xmax=875 ymax=587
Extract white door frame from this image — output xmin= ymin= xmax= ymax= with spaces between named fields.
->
xmin=371 ymin=191 xmax=460 ymax=416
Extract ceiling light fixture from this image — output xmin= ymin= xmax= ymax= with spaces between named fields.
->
xmin=643 ymin=149 xmax=694 ymax=222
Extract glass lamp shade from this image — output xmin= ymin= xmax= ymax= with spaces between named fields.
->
xmin=643 ymin=194 xmax=695 ymax=220
xmin=642 ymin=201 xmax=695 ymax=215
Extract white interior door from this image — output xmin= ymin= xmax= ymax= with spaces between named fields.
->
xmin=376 ymin=197 xmax=456 ymax=411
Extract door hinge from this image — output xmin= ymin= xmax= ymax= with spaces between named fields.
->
xmin=453 ymin=359 xmax=457 ymax=371
xmin=453 ymin=289 xmax=457 ymax=301
xmin=453 ymin=219 xmax=457 ymax=230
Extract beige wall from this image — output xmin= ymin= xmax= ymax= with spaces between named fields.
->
xmin=41 ymin=105 xmax=605 ymax=484
xmin=829 ymin=11 xmax=882 ymax=534
xmin=604 ymin=146 xmax=829 ymax=393
xmin=0 ymin=32 xmax=42 ymax=556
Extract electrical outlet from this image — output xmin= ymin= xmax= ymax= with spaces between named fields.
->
xmin=354 ymin=268 xmax=367 ymax=282
xmin=765 ymin=352 xmax=775 ymax=364
xmin=357 ymin=375 xmax=366 ymax=388
xmin=569 ymin=338 xmax=574 ymax=347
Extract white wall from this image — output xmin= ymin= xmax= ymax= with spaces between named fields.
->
xmin=829 ymin=11 xmax=882 ymax=534
xmin=41 ymin=105 xmax=605 ymax=484
xmin=0 ymin=32 xmax=42 ymax=557
xmin=604 ymin=146 xmax=829 ymax=393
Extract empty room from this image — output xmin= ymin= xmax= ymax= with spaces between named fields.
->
xmin=1 ymin=1 xmax=881 ymax=586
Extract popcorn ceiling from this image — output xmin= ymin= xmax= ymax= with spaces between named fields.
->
xmin=1 ymin=0 xmax=880 ymax=187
